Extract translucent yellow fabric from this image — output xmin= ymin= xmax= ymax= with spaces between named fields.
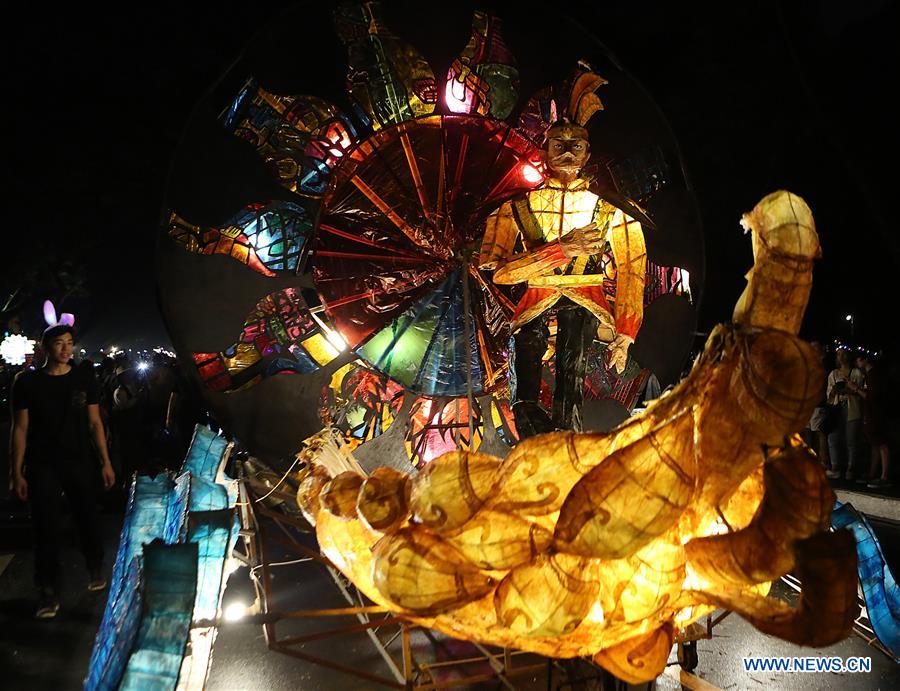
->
xmin=306 ymin=191 xmax=858 ymax=683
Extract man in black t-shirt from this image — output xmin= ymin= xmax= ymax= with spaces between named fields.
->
xmin=10 ymin=324 xmax=116 ymax=619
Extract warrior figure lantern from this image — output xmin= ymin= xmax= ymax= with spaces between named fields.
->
xmin=479 ymin=71 xmax=648 ymax=436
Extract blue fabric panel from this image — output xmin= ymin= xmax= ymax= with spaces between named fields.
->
xmin=163 ymin=473 xmax=192 ymax=545
xmin=181 ymin=425 xmax=229 ymax=481
xmin=120 ymin=541 xmax=198 ymax=691
xmin=88 ymin=427 xmax=238 ymax=690
xmin=188 ymin=510 xmax=234 ymax=622
xmin=107 ymin=475 xmax=173 ymax=613
xmin=832 ymin=502 xmax=900 ymax=657
xmin=86 ymin=474 xmax=190 ymax=690
xmin=83 ymin=559 xmax=143 ymax=691
xmin=188 ymin=474 xmax=229 ymax=513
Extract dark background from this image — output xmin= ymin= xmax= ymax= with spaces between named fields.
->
xmin=5 ymin=0 xmax=897 ymax=356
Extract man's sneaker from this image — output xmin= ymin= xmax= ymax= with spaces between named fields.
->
xmin=824 ymin=469 xmax=842 ymax=480
xmin=87 ymin=569 xmax=108 ymax=592
xmin=867 ymin=478 xmax=893 ymax=489
xmin=35 ymin=591 xmax=60 ymax=619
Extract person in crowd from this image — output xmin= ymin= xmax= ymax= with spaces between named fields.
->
xmin=824 ymin=347 xmax=865 ymax=481
xmin=10 ymin=324 xmax=116 ymax=619
xmin=856 ymin=352 xmax=891 ymax=489
xmin=109 ymin=355 xmax=150 ymax=480
xmin=804 ymin=341 xmax=831 ymax=467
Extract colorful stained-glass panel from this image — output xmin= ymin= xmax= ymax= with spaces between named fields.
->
xmin=445 ymin=11 xmax=519 ymax=119
xmin=333 ymin=1 xmax=436 ymax=130
xmin=517 ymin=86 xmax=557 ymax=145
xmin=328 ymin=362 xmax=405 ymax=442
xmin=356 ymin=269 xmax=486 ymax=397
xmin=592 ymin=250 xmax=692 ymax=307
xmin=645 ymin=262 xmax=692 ymax=304
xmin=406 ymin=396 xmax=484 ymax=468
xmin=490 ymin=397 xmax=519 ymax=446
xmin=530 ymin=319 xmax=651 ymax=413
xmin=168 ymin=200 xmax=312 ymax=276
xmin=584 ymin=342 xmax=650 ymax=410
xmin=193 ymin=288 xmax=335 ymax=393
xmin=221 ymin=79 xmax=356 ymax=194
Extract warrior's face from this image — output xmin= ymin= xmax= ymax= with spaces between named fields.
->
xmin=545 ymin=127 xmax=591 ymax=179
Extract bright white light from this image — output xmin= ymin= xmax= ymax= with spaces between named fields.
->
xmin=309 ymin=311 xmax=348 ymax=357
xmin=681 ymin=268 xmax=692 ymax=300
xmin=845 ymin=314 xmax=853 ymax=322
xmin=223 ymin=602 xmax=247 ymax=622
xmin=137 ymin=362 xmax=149 ymax=372
xmin=521 ymin=163 xmax=543 ymax=184
xmin=0 ymin=334 xmax=36 ymax=366
xmin=587 ymin=600 xmax=605 ymax=624
xmin=324 ymin=328 xmax=348 ymax=354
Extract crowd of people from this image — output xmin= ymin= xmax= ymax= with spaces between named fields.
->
xmin=3 ymin=326 xmax=207 ymax=618
xmin=92 ymin=349 xmax=208 ymax=482
xmin=805 ymin=343 xmax=892 ymax=488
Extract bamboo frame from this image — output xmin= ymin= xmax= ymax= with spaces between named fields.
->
xmin=238 ymin=478 xmax=552 ymax=689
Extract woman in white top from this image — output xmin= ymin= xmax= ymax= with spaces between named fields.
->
xmin=824 ymin=347 xmax=865 ymax=480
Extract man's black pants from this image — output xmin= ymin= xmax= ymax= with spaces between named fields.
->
xmin=512 ymin=303 xmax=598 ymax=438
xmin=27 ymin=460 xmax=103 ymax=591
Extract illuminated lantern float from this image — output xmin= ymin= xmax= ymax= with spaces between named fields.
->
xmin=158 ymin=2 xmax=856 ymax=683
xmin=159 ymin=1 xmax=701 ymax=466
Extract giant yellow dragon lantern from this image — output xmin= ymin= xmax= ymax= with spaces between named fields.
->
xmin=296 ymin=190 xmax=857 ymax=684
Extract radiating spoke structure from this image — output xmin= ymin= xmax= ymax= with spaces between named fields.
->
xmin=314 ymin=115 xmax=545 ymax=397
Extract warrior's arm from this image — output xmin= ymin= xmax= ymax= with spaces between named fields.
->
xmin=478 ymin=202 xmax=570 ymax=284
xmin=608 ymin=209 xmax=647 ymax=339
xmin=491 ymin=242 xmax=571 ymax=285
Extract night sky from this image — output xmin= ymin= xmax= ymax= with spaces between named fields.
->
xmin=6 ymin=1 xmax=897 ymax=357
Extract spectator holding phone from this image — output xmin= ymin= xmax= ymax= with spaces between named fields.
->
xmin=824 ymin=347 xmax=865 ymax=480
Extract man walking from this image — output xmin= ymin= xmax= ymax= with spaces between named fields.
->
xmin=10 ymin=323 xmax=116 ymax=619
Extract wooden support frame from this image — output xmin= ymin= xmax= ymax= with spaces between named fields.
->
xmin=236 ymin=478 xmax=552 ymax=689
